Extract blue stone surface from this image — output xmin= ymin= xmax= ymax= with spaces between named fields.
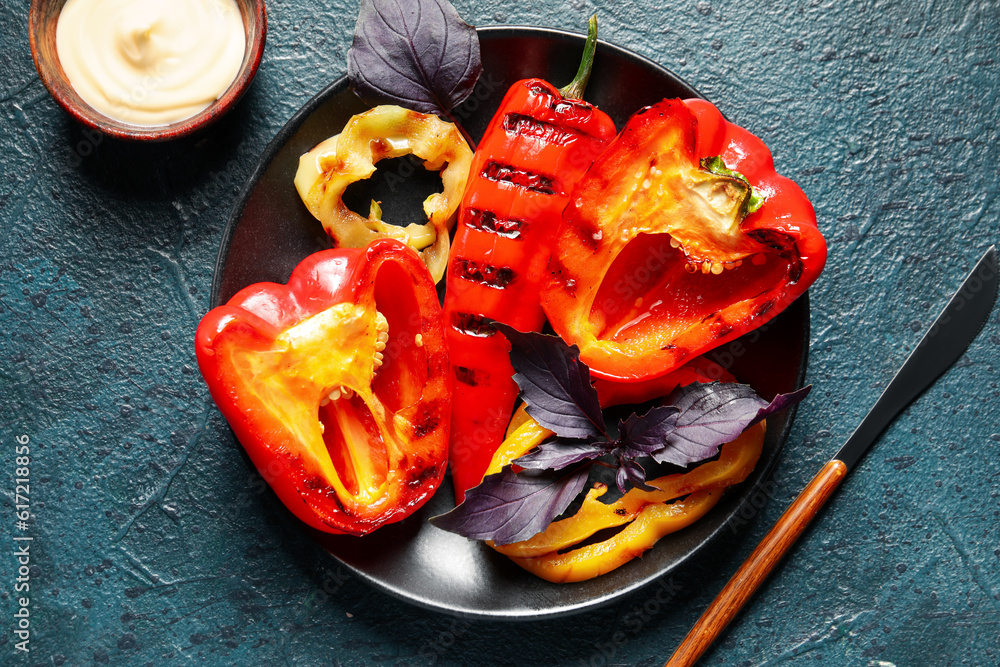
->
xmin=2 ymin=0 xmax=999 ymax=665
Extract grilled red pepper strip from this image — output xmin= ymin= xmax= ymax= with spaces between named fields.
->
xmin=543 ymin=98 xmax=827 ymax=382
xmin=444 ymin=21 xmax=617 ymax=501
xmin=195 ymin=239 xmax=450 ymax=535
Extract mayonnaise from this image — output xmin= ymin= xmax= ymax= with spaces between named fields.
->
xmin=56 ymin=0 xmax=247 ymax=126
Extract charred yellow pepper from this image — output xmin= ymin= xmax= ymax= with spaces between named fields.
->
xmin=484 ymin=362 xmax=766 ymax=583
xmin=295 ymin=105 xmax=473 ymax=283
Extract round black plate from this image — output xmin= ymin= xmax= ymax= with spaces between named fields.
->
xmin=212 ymin=26 xmax=809 ymax=619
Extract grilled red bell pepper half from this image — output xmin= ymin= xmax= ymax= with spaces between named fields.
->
xmin=195 ymin=239 xmax=451 ymax=535
xmin=443 ymin=18 xmax=618 ymax=501
xmin=543 ymin=97 xmax=827 ymax=382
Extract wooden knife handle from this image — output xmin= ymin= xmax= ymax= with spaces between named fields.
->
xmin=665 ymin=459 xmax=848 ymax=667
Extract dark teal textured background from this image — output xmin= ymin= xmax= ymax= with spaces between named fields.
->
xmin=2 ymin=0 xmax=999 ymax=665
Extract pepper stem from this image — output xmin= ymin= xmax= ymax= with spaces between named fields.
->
xmin=369 ymin=199 xmax=383 ymax=221
xmin=559 ymin=15 xmax=599 ymax=100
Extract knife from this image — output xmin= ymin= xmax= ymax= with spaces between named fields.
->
xmin=665 ymin=245 xmax=999 ymax=667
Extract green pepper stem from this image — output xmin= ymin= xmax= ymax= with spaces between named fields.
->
xmin=559 ymin=15 xmax=599 ymax=100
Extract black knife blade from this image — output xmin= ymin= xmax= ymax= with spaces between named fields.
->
xmin=666 ymin=245 xmax=998 ymax=667
xmin=835 ymin=245 xmax=999 ymax=470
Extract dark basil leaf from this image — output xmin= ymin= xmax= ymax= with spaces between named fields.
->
xmin=616 ymin=459 xmax=656 ymax=494
xmin=617 ymin=405 xmax=681 ymax=456
xmin=748 ymin=385 xmax=812 ymax=428
xmin=348 ymin=0 xmax=483 ymax=116
xmin=495 ymin=324 xmax=606 ymax=440
xmin=651 ymin=382 xmax=811 ymax=466
xmin=514 ymin=438 xmax=611 ymax=470
xmin=430 ymin=465 xmax=591 ymax=545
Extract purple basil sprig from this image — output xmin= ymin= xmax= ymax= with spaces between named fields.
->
xmin=431 ymin=328 xmax=811 ymax=544
xmin=617 ymin=459 xmax=656 ymax=493
xmin=494 ymin=323 xmax=606 ymax=440
xmin=430 ymin=465 xmax=590 ymax=545
xmin=348 ymin=0 xmax=483 ymax=117
xmin=652 ymin=382 xmax=813 ymax=466
xmin=618 ymin=405 xmax=681 ymax=455
xmin=513 ymin=438 xmax=611 ymax=471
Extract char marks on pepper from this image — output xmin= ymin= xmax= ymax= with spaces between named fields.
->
xmin=454 ymin=365 xmax=481 ymax=387
xmin=464 ymin=208 xmax=526 ymax=239
xmin=754 ymin=300 xmax=775 ymax=318
xmin=453 ymin=258 xmax=516 ymax=289
xmin=788 ymin=255 xmax=804 ymax=282
xmin=411 ymin=406 xmax=441 ymax=439
xmin=407 ymin=462 xmax=441 ymax=489
xmin=503 ymin=113 xmax=582 ymax=146
xmin=305 ymin=475 xmax=326 ymax=491
xmin=547 ymin=259 xmax=577 ymax=297
xmin=569 ymin=218 xmax=602 ymax=251
xmin=748 ymin=229 xmax=789 ymax=251
xmin=482 ymin=161 xmax=556 ymax=195
xmin=550 ymin=99 xmax=595 ymax=122
xmin=527 ymin=82 xmax=556 ymax=98
xmin=451 ymin=311 xmax=497 ymax=337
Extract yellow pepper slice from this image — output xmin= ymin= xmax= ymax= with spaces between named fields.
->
xmin=507 ymin=490 xmax=722 ymax=583
xmin=295 ymin=105 xmax=473 ymax=283
xmin=484 ymin=412 xmax=766 ymax=583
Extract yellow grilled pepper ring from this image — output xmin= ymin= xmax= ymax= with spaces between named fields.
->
xmin=295 ymin=105 xmax=474 ymax=283
xmin=485 ymin=406 xmax=765 ymax=583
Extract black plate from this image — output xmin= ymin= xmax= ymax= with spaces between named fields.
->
xmin=212 ymin=26 xmax=809 ymax=619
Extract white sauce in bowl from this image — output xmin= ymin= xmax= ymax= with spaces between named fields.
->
xmin=56 ymin=0 xmax=247 ymax=126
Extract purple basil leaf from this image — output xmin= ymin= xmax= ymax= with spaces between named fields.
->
xmin=616 ymin=459 xmax=656 ymax=494
xmin=618 ymin=405 xmax=681 ymax=456
xmin=748 ymin=385 xmax=812 ymax=428
xmin=651 ymin=382 xmax=812 ymax=467
xmin=495 ymin=324 xmax=606 ymax=440
xmin=514 ymin=438 xmax=611 ymax=471
xmin=429 ymin=465 xmax=590 ymax=545
xmin=348 ymin=0 xmax=483 ymax=116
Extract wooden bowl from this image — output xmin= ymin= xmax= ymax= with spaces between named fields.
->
xmin=28 ymin=0 xmax=267 ymax=141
